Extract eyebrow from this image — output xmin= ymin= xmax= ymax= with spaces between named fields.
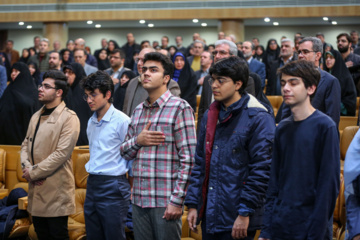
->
xmin=281 ymin=78 xmax=301 ymax=82
xmin=143 ymin=66 xmax=160 ymax=69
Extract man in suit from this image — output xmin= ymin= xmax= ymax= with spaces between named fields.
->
xmin=74 ymin=49 xmax=98 ymax=76
xmin=242 ymin=41 xmax=266 ymax=89
xmin=266 ymin=38 xmax=297 ymax=95
xmin=187 ymin=40 xmax=205 ymax=72
xmin=195 ymin=51 xmax=213 ymax=95
xmin=4 ymin=40 xmax=19 ymax=66
xmin=122 ymin=48 xmax=181 ymax=116
xmin=75 ymin=38 xmax=98 ymax=68
xmin=104 ymin=49 xmax=131 ymax=92
xmin=197 ymin=39 xmax=256 ymax=130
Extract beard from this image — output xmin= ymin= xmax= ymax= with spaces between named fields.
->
xmin=338 ymin=45 xmax=349 ymax=53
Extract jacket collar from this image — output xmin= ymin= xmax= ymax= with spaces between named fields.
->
xmin=37 ymin=101 xmax=66 ymax=123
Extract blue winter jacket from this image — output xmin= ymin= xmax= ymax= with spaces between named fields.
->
xmin=185 ymin=93 xmax=275 ymax=233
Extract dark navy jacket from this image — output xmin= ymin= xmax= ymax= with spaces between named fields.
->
xmin=249 ymin=58 xmax=266 ymax=89
xmin=185 ymin=93 xmax=275 ymax=233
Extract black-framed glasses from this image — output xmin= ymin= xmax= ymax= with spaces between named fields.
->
xmin=83 ymin=93 xmax=100 ymax=101
xmin=297 ymin=49 xmax=316 ymax=55
xmin=38 ymin=84 xmax=57 ymax=90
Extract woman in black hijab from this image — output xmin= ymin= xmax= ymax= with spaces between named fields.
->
xmin=107 ymin=40 xmax=120 ymax=55
xmin=63 ymin=62 xmax=92 ymax=146
xmin=263 ymin=39 xmax=280 ymax=74
xmin=19 ymin=48 xmax=30 ymax=63
xmin=96 ymin=49 xmax=110 ymax=71
xmin=172 ymin=52 xmax=197 ymax=110
xmin=113 ymin=70 xmax=136 ymax=112
xmin=0 ymin=62 xmax=40 ymax=145
xmin=324 ymin=49 xmax=357 ymax=116
xmin=28 ymin=61 xmax=41 ymax=86
xmin=60 ymin=49 xmax=72 ymax=67
xmin=254 ymin=45 xmax=265 ymax=62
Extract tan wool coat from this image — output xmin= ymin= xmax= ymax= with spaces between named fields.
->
xmin=21 ymin=101 xmax=80 ymax=217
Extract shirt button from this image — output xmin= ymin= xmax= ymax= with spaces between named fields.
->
xmin=209 ymin=187 xmax=213 ymax=190
xmin=207 ymin=141 xmax=209 ymax=144
xmin=214 ymin=145 xmax=218 ymax=149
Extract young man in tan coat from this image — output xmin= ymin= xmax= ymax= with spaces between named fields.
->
xmin=21 ymin=70 xmax=80 ymax=240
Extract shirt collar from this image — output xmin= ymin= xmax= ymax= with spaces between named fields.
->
xmin=144 ymin=90 xmax=172 ymax=109
xmin=247 ymin=56 xmax=253 ymax=64
xmin=91 ymin=104 xmax=115 ymax=123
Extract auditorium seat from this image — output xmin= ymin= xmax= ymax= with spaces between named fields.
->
xmin=339 ymin=117 xmax=358 ymax=137
xmin=333 ymin=173 xmax=346 ymax=240
xmin=267 ymin=96 xmax=283 ymax=117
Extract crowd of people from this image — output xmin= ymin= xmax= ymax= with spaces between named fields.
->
xmin=0 ymin=29 xmax=360 ymax=240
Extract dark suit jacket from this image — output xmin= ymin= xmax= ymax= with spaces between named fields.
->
xmin=266 ymin=57 xmax=297 ymax=95
xmin=122 ymin=76 xmax=181 ymax=116
xmin=249 ymin=58 xmax=266 ymax=88
xmin=104 ymin=67 xmax=131 ymax=91
xmin=197 ymin=74 xmax=256 ymax=133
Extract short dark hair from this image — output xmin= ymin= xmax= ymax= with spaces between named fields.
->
xmin=43 ymin=70 xmax=69 ymax=100
xmin=277 ymin=59 xmax=320 ymax=98
xmin=110 ymin=48 xmax=126 ymax=60
xmin=143 ymin=52 xmax=174 ymax=82
xmin=81 ymin=70 xmax=114 ymax=103
xmin=162 ymin=36 xmax=169 ymax=42
xmin=337 ymin=33 xmax=352 ymax=44
xmin=74 ymin=48 xmax=87 ymax=56
xmin=141 ymin=40 xmax=150 ymax=46
xmin=209 ymin=56 xmax=249 ymax=94
xmin=49 ymin=51 xmax=62 ymax=60
xmin=7 ymin=40 xmax=14 ymax=44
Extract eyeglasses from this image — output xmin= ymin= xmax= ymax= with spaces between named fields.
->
xmin=208 ymin=77 xmax=233 ymax=86
xmin=134 ymin=57 xmax=144 ymax=63
xmin=297 ymin=49 xmax=316 ymax=55
xmin=83 ymin=93 xmax=101 ymax=101
xmin=38 ymin=84 xmax=57 ymax=90
xmin=212 ymin=50 xmax=230 ymax=56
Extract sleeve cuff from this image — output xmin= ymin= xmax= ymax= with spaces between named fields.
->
xmin=237 ymin=203 xmax=255 ymax=216
xmin=170 ymin=195 xmax=184 ymax=208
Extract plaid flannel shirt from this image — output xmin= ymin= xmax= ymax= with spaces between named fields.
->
xmin=120 ymin=90 xmax=196 ymax=208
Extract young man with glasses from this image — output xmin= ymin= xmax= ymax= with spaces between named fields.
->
xmin=185 ymin=56 xmax=275 ymax=240
xmin=21 ymin=70 xmax=80 ymax=240
xmin=259 ymin=60 xmax=339 ymax=240
xmin=120 ymin=52 xmax=196 ymax=240
xmin=197 ymin=39 xmax=256 ymax=131
xmin=104 ymin=48 xmax=131 ymax=91
xmin=81 ymin=70 xmax=132 ymax=240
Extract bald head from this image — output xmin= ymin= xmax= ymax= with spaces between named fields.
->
xmin=75 ymin=38 xmax=85 ymax=49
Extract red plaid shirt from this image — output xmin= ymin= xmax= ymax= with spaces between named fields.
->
xmin=120 ymin=90 xmax=196 ymax=208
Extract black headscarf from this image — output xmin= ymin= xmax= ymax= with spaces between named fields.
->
xmin=60 ymin=49 xmax=72 ymax=66
xmin=63 ymin=63 xmax=92 ymax=146
xmin=250 ymin=72 xmax=274 ymax=117
xmin=96 ymin=49 xmax=110 ymax=71
xmin=19 ymin=49 xmax=30 ymax=64
xmin=113 ymin=70 xmax=136 ymax=111
xmin=254 ymin=45 xmax=265 ymax=62
xmin=323 ymin=49 xmax=357 ymax=116
xmin=0 ymin=62 xmax=41 ymax=145
xmin=263 ymin=39 xmax=280 ymax=69
xmin=28 ymin=61 xmax=41 ymax=86
xmin=172 ymin=52 xmax=197 ymax=110
xmin=107 ymin=40 xmax=121 ymax=55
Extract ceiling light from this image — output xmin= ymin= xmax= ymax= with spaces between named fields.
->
xmin=323 ymin=17 xmax=328 ymax=21
xmin=87 ymin=20 xmax=93 ymax=24
xmin=95 ymin=24 xmax=101 ymax=28
xmin=264 ymin=17 xmax=270 ymax=22
xmin=273 ymin=22 xmax=279 ymax=26
xmin=332 ymin=21 xmax=337 ymax=25
xmin=19 ymin=22 xmax=24 ymax=25
xmin=192 ymin=19 xmax=199 ymax=23
xmin=139 ymin=20 xmax=146 ymax=24
xmin=201 ymin=23 xmax=207 ymax=27
xmin=148 ymin=23 xmax=154 ymax=27
xmin=26 ymin=25 xmax=32 ymax=29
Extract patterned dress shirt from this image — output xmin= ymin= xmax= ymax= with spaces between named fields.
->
xmin=120 ymin=90 xmax=196 ymax=208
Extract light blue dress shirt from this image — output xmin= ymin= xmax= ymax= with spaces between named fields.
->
xmin=86 ymin=104 xmax=132 ymax=176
